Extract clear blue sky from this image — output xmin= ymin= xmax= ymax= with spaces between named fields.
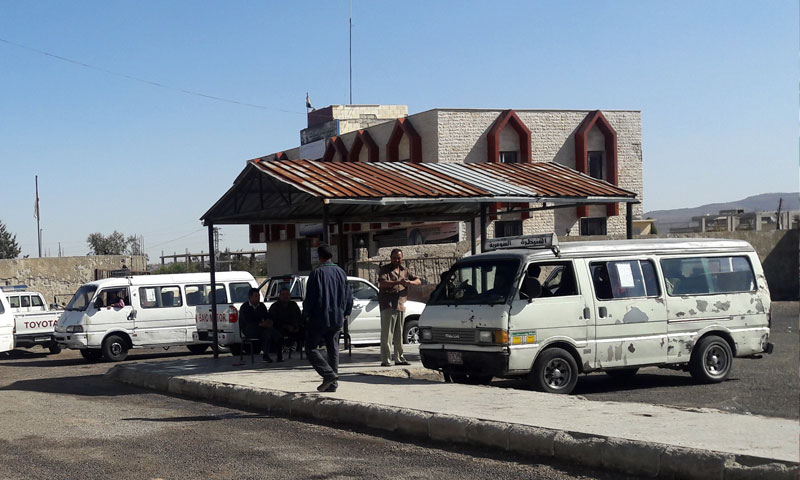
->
xmin=1 ymin=1 xmax=797 ymax=261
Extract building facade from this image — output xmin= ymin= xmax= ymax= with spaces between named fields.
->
xmin=250 ymin=105 xmax=643 ymax=275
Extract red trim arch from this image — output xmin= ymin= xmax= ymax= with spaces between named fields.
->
xmin=487 ymin=110 xmax=533 ymax=220
xmin=386 ymin=118 xmax=422 ymax=163
xmin=274 ymin=151 xmax=288 ymax=161
xmin=575 ymin=110 xmax=619 ymax=217
xmin=348 ymin=130 xmax=379 ymax=163
xmin=487 ymin=109 xmax=532 ymax=164
xmin=322 ymin=136 xmax=348 ymax=162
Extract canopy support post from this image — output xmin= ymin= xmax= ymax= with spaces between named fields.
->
xmin=480 ymin=203 xmax=488 ymax=253
xmin=322 ymin=201 xmax=330 ymax=245
xmin=208 ymin=223 xmax=219 ymax=359
xmin=470 ymin=217 xmax=477 ymax=255
xmin=626 ymin=202 xmax=634 ymax=239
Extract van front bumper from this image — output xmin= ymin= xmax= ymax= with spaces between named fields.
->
xmin=420 ymin=347 xmax=509 ymax=376
xmin=54 ymin=333 xmax=88 ymax=349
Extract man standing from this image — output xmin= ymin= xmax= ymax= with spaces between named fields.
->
xmin=302 ymin=245 xmax=352 ymax=392
xmin=378 ymin=248 xmax=420 ymax=366
xmin=269 ymin=287 xmax=302 ymax=361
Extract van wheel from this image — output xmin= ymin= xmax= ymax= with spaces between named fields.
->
xmin=450 ymin=373 xmax=493 ymax=385
xmin=80 ymin=349 xmax=103 ymax=361
xmin=48 ymin=344 xmax=62 ymax=355
xmin=187 ymin=344 xmax=209 ymax=354
xmin=605 ymin=367 xmax=639 ymax=378
xmin=403 ymin=319 xmax=419 ymax=344
xmin=690 ymin=335 xmax=732 ymax=383
xmin=531 ymin=348 xmax=579 ymax=394
xmin=102 ymin=335 xmax=129 ymax=362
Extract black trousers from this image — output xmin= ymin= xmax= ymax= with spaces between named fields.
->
xmin=305 ymin=326 xmax=340 ymax=384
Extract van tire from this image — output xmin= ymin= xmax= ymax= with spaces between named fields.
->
xmin=402 ymin=319 xmax=419 ymax=344
xmin=48 ymin=344 xmax=62 ymax=355
xmin=531 ymin=348 xmax=579 ymax=394
xmin=102 ymin=334 xmax=129 ymax=362
xmin=80 ymin=349 xmax=103 ymax=361
xmin=689 ymin=335 xmax=732 ymax=383
xmin=187 ymin=344 xmax=209 ymax=354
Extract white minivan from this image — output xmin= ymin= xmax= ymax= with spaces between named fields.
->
xmin=54 ymin=272 xmax=257 ymax=361
xmin=0 ymin=289 xmax=14 ymax=353
xmin=419 ymin=235 xmax=774 ymax=394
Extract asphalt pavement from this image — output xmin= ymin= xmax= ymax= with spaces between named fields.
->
xmin=105 ymin=305 xmax=800 ymax=480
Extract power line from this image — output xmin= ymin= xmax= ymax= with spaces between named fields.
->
xmin=147 ymin=228 xmax=206 ymax=249
xmin=0 ymin=37 xmax=305 ymax=115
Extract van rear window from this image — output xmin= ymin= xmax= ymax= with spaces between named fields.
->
xmin=661 ymin=256 xmax=755 ymax=296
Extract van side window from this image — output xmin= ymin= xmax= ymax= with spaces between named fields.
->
xmin=591 ymin=260 xmax=659 ymax=300
xmin=8 ymin=296 xmax=19 ymax=309
xmin=95 ymin=288 xmax=131 ymax=308
xmin=31 ymin=295 xmax=44 ymax=307
xmin=229 ymin=283 xmax=252 ymax=303
xmin=661 ymin=256 xmax=755 ymax=296
xmin=139 ymin=286 xmax=182 ymax=308
xmin=185 ymin=284 xmax=227 ymax=306
xmin=524 ymin=261 xmax=579 ymax=298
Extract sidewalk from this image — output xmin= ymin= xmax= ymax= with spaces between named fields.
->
xmin=107 ymin=345 xmax=798 ymax=480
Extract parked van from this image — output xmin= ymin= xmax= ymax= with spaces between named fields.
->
xmin=54 ymin=272 xmax=257 ymax=361
xmin=419 ymin=235 xmax=774 ymax=394
xmin=0 ymin=289 xmax=14 ymax=353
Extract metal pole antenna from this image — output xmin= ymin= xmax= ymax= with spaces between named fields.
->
xmin=35 ymin=175 xmax=41 ymax=258
xmin=349 ymin=0 xmax=352 ymax=105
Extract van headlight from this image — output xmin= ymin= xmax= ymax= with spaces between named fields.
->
xmin=420 ymin=328 xmax=432 ymax=341
xmin=66 ymin=325 xmax=83 ymax=333
xmin=478 ymin=329 xmax=509 ymax=344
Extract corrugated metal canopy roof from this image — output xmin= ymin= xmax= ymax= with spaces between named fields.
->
xmin=201 ymin=159 xmax=636 ymax=225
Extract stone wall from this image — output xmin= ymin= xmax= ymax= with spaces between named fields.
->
xmin=0 ymin=255 xmax=147 ymax=306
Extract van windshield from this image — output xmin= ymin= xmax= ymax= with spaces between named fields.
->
xmin=429 ymin=259 xmax=520 ymax=305
xmin=66 ymin=285 xmax=97 ymax=311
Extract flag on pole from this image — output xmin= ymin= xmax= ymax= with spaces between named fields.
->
xmin=305 ymin=92 xmax=313 ymax=109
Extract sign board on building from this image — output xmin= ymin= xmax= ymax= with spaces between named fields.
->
xmin=301 ymin=119 xmax=340 ymax=145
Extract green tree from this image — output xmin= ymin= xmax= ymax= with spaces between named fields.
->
xmin=86 ymin=231 xmax=143 ymax=255
xmin=0 ymin=221 xmax=21 ymax=259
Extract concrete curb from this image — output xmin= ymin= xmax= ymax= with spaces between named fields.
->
xmin=107 ymin=365 xmax=798 ymax=480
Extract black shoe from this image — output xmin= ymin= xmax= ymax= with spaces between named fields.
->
xmin=317 ymin=376 xmax=338 ymax=392
xmin=380 ymin=362 xmax=391 ymax=367
xmin=262 ymin=355 xmax=273 ymax=363
xmin=324 ymin=384 xmax=337 ymax=392
xmin=395 ymin=360 xmax=410 ymax=366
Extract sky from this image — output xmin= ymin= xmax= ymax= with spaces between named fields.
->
xmin=1 ymin=1 xmax=797 ymax=261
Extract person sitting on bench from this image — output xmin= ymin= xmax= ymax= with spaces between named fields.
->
xmin=269 ymin=287 xmax=303 ymax=360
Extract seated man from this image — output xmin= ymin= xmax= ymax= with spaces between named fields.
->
xmin=239 ymin=288 xmax=279 ymax=362
xmin=268 ymin=287 xmax=302 ymax=362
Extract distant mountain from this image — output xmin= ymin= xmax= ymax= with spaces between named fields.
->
xmin=644 ymin=192 xmax=799 ymax=231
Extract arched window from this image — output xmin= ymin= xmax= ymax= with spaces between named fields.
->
xmin=348 ymin=130 xmax=379 ymax=163
xmin=487 ymin=109 xmax=533 ymax=221
xmin=386 ymin=118 xmax=421 ymax=163
xmin=574 ymin=110 xmax=618 ymax=217
xmin=322 ymin=136 xmax=348 ymax=163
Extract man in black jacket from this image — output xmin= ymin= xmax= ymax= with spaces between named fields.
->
xmin=238 ymin=288 xmax=277 ymax=362
xmin=302 ymin=245 xmax=353 ymax=392
xmin=269 ymin=287 xmax=302 ymax=362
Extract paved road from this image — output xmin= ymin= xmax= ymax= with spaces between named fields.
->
xmin=0 ymin=348 xmax=643 ymax=480
xmin=492 ymin=302 xmax=799 ymax=419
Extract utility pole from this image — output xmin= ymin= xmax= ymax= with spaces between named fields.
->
xmin=349 ymin=0 xmax=353 ymax=105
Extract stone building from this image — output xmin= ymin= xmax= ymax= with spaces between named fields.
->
xmin=247 ymin=105 xmax=643 ymax=276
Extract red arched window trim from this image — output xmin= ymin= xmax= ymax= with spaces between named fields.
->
xmin=274 ymin=151 xmax=288 ymax=161
xmin=574 ymin=110 xmax=619 ymax=217
xmin=348 ymin=130 xmax=379 ymax=163
xmin=322 ymin=136 xmax=348 ymax=163
xmin=487 ymin=110 xmax=533 ymax=219
xmin=386 ymin=118 xmax=422 ymax=163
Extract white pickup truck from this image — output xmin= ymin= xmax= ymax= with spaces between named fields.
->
xmin=2 ymin=288 xmax=63 ymax=354
xmin=194 ymin=274 xmax=426 ymax=353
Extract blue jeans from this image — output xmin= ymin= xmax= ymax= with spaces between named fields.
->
xmin=305 ymin=327 xmax=340 ymax=384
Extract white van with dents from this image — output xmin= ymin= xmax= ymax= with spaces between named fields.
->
xmin=418 ymin=234 xmax=774 ymax=394
xmin=54 ymin=272 xmax=257 ymax=362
